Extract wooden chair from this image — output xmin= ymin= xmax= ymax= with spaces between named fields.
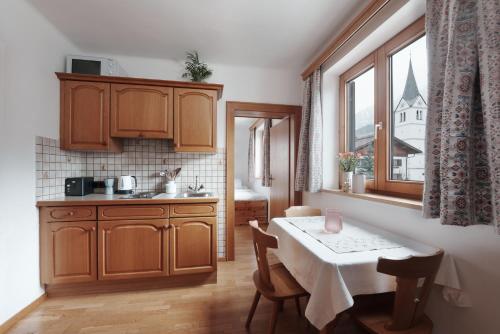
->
xmin=284 ymin=206 xmax=321 ymax=217
xmin=246 ymin=220 xmax=308 ymax=334
xmin=352 ymin=249 xmax=444 ymax=334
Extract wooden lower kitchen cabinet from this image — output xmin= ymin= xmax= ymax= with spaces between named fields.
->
xmin=40 ymin=221 xmax=97 ymax=284
xmin=38 ymin=200 xmax=219 ymax=295
xmin=98 ymin=219 xmax=169 ymax=280
xmin=169 ymin=217 xmax=217 ymax=275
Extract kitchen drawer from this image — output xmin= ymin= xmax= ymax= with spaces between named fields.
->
xmin=41 ymin=206 xmax=96 ymax=222
xmin=170 ymin=203 xmax=217 ymax=217
xmin=235 ymin=201 xmax=267 ymax=210
xmin=98 ymin=205 xmax=169 ymax=220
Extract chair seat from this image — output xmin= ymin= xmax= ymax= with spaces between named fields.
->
xmin=253 ymin=263 xmax=307 ymax=300
xmin=354 ymin=311 xmax=433 ymax=334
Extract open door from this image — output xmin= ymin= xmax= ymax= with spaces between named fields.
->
xmin=269 ymin=118 xmax=290 ymax=219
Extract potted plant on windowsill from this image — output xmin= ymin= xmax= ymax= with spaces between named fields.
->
xmin=338 ymin=152 xmax=361 ymax=192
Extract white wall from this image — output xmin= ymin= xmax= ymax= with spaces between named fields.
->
xmin=0 ymin=0 xmax=80 ymax=324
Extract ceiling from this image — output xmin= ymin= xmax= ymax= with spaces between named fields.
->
xmin=28 ymin=0 xmax=365 ymax=70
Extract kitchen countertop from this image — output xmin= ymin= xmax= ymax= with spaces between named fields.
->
xmin=36 ymin=193 xmax=219 ymax=207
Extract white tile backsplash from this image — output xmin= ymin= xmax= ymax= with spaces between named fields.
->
xmin=35 ymin=136 xmax=227 ymax=257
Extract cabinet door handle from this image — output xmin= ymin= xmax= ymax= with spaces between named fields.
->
xmin=90 ymin=227 xmax=96 ymax=232
xmin=164 ymin=224 xmax=170 ymax=230
xmin=374 ymin=121 xmax=383 ymax=140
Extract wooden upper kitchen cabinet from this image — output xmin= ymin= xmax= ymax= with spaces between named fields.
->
xmin=57 ymin=73 xmax=222 ymax=153
xmin=60 ymin=80 xmax=122 ymax=152
xmin=98 ymin=219 xmax=169 ymax=280
xmin=174 ymin=88 xmax=218 ymax=153
xmin=110 ymin=84 xmax=173 ymax=138
xmin=40 ymin=220 xmax=97 ymax=284
xmin=169 ymin=217 xmax=217 ymax=275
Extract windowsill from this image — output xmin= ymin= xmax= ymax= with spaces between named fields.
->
xmin=320 ymin=188 xmax=423 ymax=210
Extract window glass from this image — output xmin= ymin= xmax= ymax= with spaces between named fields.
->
xmin=346 ymin=68 xmax=375 ymax=179
xmin=389 ymin=35 xmax=427 ymax=181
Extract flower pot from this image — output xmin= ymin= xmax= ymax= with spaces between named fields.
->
xmin=342 ymin=171 xmax=353 ymax=192
xmin=165 ymin=181 xmax=177 ymax=194
xmin=352 ymin=174 xmax=366 ymax=194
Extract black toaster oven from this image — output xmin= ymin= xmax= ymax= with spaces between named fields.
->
xmin=65 ymin=177 xmax=94 ymax=196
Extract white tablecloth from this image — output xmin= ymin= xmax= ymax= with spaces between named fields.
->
xmin=267 ymin=217 xmax=463 ymax=330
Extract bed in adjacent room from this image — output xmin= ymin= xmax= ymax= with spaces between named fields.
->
xmin=234 ymin=179 xmax=268 ymax=225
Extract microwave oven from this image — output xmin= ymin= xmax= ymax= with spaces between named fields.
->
xmin=65 ymin=55 xmax=126 ymax=76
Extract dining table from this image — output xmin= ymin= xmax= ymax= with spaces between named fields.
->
xmin=267 ymin=216 xmax=462 ymax=332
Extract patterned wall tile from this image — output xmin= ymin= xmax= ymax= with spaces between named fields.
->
xmin=35 ymin=136 xmax=227 ymax=257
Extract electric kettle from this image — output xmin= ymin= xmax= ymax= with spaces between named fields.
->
xmin=117 ymin=175 xmax=137 ymax=194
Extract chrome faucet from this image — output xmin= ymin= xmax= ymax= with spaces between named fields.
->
xmin=188 ymin=176 xmax=204 ymax=193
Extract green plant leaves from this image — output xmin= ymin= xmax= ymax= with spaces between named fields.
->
xmin=182 ymin=51 xmax=213 ymax=82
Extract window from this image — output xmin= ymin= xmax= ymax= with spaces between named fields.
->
xmin=340 ymin=17 xmax=426 ymax=199
xmin=416 ymin=110 xmax=423 ymax=120
xmin=346 ymin=67 xmax=375 ymax=179
xmin=399 ymin=112 xmax=407 ymax=123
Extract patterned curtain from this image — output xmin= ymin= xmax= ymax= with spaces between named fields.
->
xmin=247 ymin=128 xmax=255 ymax=185
xmin=262 ymin=119 xmax=272 ymax=187
xmin=424 ymin=0 xmax=499 ymax=232
xmin=295 ymin=69 xmax=323 ymax=192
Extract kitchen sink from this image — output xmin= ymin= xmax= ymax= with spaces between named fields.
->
xmin=175 ymin=192 xmax=214 ymax=198
xmin=119 ymin=192 xmax=160 ymax=199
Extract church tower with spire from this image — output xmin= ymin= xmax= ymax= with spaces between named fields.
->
xmin=392 ymin=58 xmax=427 ymax=181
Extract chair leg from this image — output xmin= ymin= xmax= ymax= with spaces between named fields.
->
xmin=245 ymin=291 xmax=261 ymax=328
xmin=294 ymin=297 xmax=302 ymax=317
xmin=278 ymin=300 xmax=284 ymax=312
xmin=268 ymin=301 xmax=280 ymax=334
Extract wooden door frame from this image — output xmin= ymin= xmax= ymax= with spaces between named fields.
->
xmin=226 ymin=101 xmax=302 ymax=261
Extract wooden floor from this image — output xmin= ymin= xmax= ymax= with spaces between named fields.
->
xmin=8 ymin=226 xmax=364 ymax=334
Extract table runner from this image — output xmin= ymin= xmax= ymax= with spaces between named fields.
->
xmin=267 ymin=217 xmax=463 ymax=330
xmin=286 ymin=217 xmax=403 ymax=253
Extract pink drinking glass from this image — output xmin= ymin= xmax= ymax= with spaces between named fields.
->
xmin=324 ymin=208 xmax=343 ymax=233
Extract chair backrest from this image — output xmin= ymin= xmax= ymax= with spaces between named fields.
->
xmin=248 ymin=220 xmax=278 ymax=291
xmin=285 ymin=206 xmax=321 ymax=217
xmin=377 ymin=249 xmax=444 ymax=331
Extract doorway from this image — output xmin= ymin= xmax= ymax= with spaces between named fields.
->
xmin=226 ymin=101 xmax=302 ymax=260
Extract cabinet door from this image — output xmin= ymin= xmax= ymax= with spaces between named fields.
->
xmin=169 ymin=217 xmax=217 ymax=275
xmin=98 ymin=219 xmax=169 ymax=280
xmin=61 ymin=80 xmax=121 ymax=152
xmin=174 ymin=88 xmax=217 ymax=152
xmin=41 ymin=221 xmax=97 ymax=284
xmin=111 ymin=84 xmax=173 ymax=138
